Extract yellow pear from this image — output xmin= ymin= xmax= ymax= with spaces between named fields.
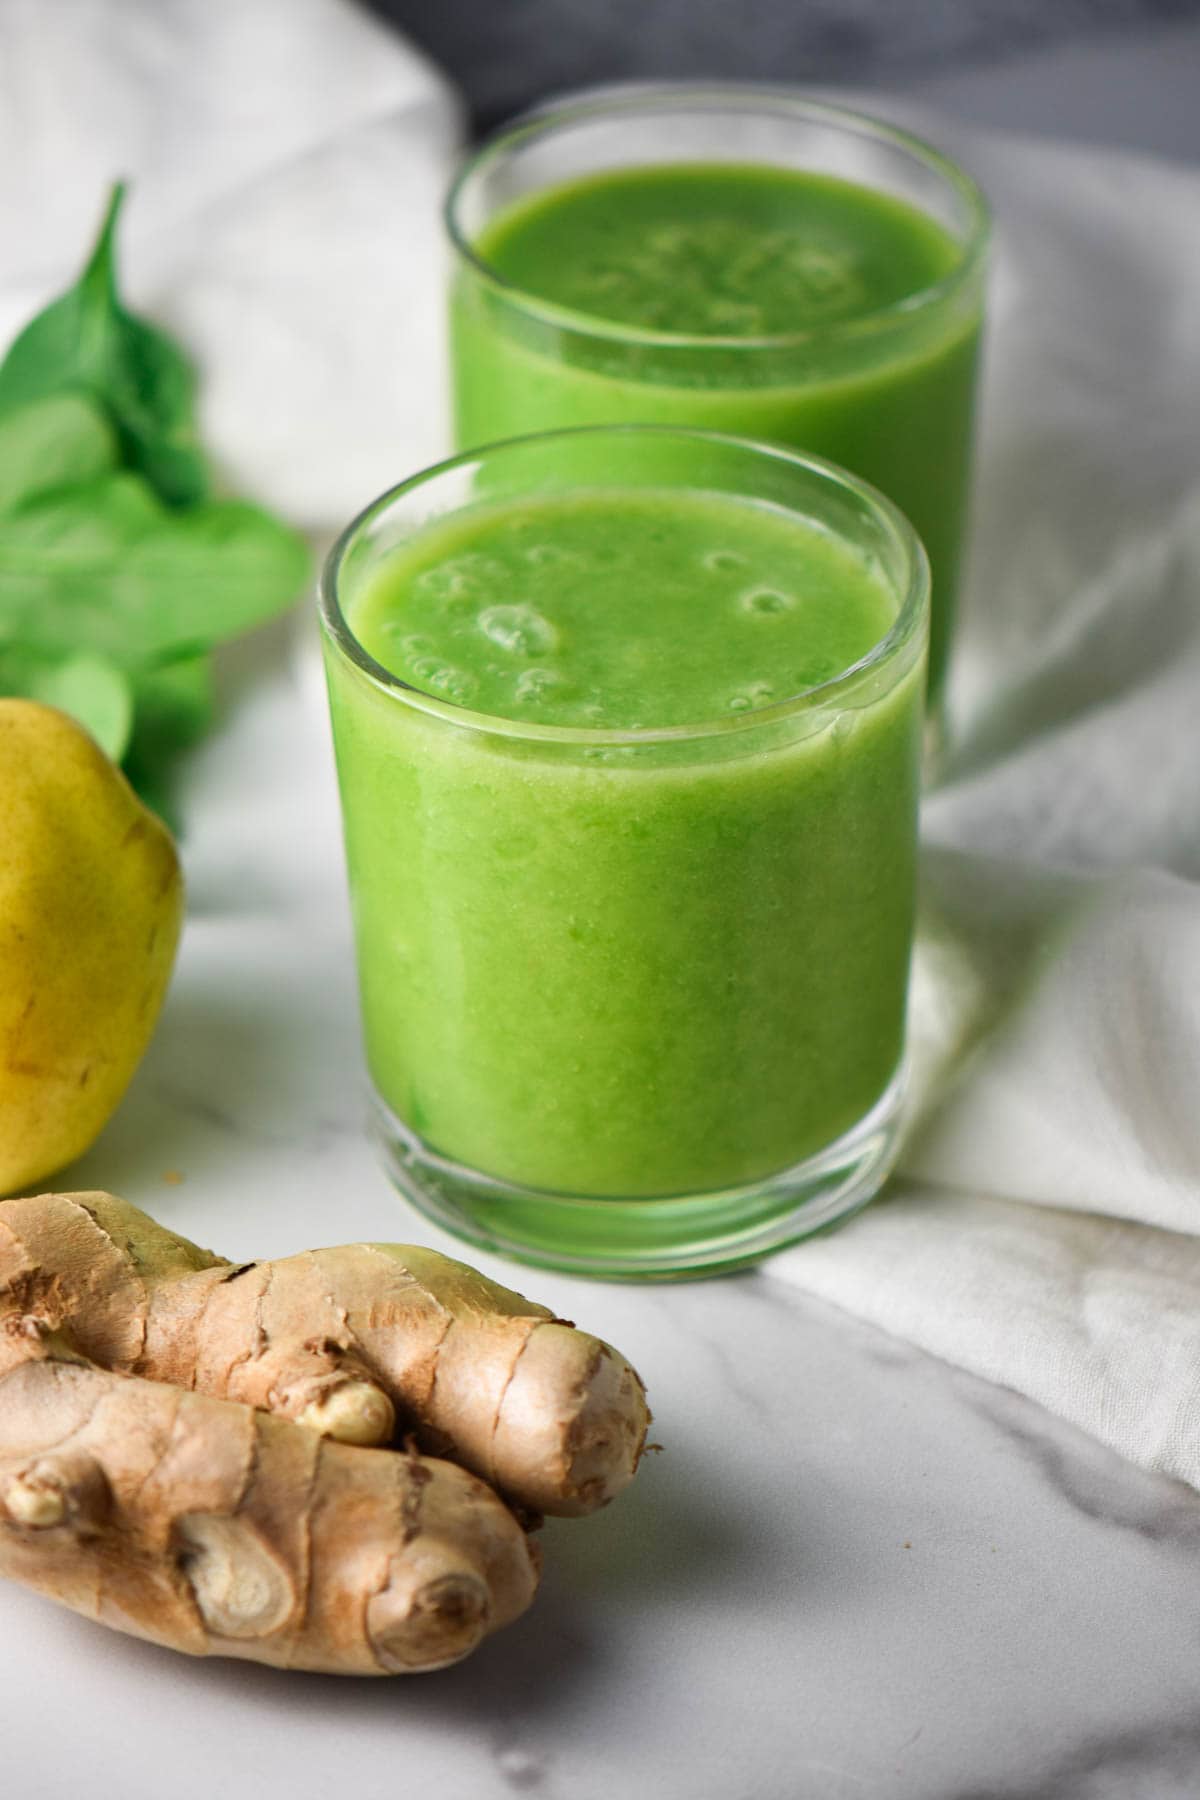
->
xmin=0 ymin=699 xmax=183 ymax=1194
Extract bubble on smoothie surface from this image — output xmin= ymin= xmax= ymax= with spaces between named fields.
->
xmin=799 ymin=651 xmax=849 ymax=687
xmin=515 ymin=667 xmax=568 ymax=703
xmin=567 ymin=219 xmax=867 ymax=333
xmin=409 ymin=653 xmax=478 ymax=704
xmin=783 ymin=243 xmax=863 ymax=307
xmin=727 ymin=681 xmax=776 ymax=712
xmin=479 ymin=604 xmax=560 ymax=658
xmin=379 ymin=619 xmax=426 ymax=644
xmin=415 ymin=554 xmax=505 ymax=603
xmin=583 ymin=743 xmax=639 ymax=763
xmin=702 ymin=548 xmax=748 ymax=573
xmin=738 ymin=587 xmax=797 ymax=616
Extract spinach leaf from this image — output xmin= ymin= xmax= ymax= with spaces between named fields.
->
xmin=0 ymin=647 xmax=133 ymax=760
xmin=123 ymin=655 xmax=215 ymax=829
xmin=0 ymin=184 xmax=208 ymax=507
xmin=0 ymin=394 xmax=117 ymax=514
xmin=0 ymin=473 xmax=310 ymax=666
xmin=0 ymin=184 xmax=312 ymax=826
xmin=30 ymin=652 xmax=134 ymax=759
xmin=131 ymin=655 xmax=215 ymax=750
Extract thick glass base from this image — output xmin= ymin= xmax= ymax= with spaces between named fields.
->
xmin=369 ymin=1069 xmax=906 ymax=1280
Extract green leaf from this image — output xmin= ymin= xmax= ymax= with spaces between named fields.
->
xmin=31 ymin=652 xmax=134 ymax=759
xmin=0 ymin=184 xmax=208 ymax=507
xmin=0 ymin=394 xmax=118 ymax=514
xmin=123 ymin=654 xmax=216 ymax=829
xmin=0 ymin=185 xmax=312 ymax=819
xmin=0 ymin=646 xmax=134 ymax=760
xmin=0 ymin=473 xmax=311 ymax=666
xmin=131 ymin=654 xmax=215 ymax=754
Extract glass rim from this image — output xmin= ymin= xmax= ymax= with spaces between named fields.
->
xmin=319 ymin=424 xmax=930 ymax=749
xmin=444 ymin=82 xmax=991 ymax=355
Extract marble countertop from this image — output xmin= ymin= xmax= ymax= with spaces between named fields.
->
xmin=5 ymin=25 xmax=1200 ymax=1800
xmin=5 ymin=621 xmax=1198 ymax=1800
xmin=8 ymin=1236 xmax=1200 ymax=1800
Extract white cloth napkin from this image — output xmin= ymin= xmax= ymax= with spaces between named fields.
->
xmin=3 ymin=3 xmax=1200 ymax=1485
xmin=0 ymin=0 xmax=463 ymax=519
xmin=771 ymin=123 xmax=1200 ymax=1488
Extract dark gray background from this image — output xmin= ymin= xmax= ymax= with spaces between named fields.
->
xmin=363 ymin=0 xmax=1200 ymax=131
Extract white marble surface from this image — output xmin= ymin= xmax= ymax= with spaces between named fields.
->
xmin=6 ymin=28 xmax=1200 ymax=1800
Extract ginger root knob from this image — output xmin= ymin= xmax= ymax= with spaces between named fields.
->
xmin=177 ymin=1514 xmax=297 ymax=1640
xmin=297 ymin=1381 xmax=396 ymax=1448
xmin=2 ymin=1452 xmax=108 ymax=1531
xmin=5 ymin=1470 xmax=67 ymax=1529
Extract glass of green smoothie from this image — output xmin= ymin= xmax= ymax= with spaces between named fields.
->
xmin=446 ymin=86 xmax=986 ymax=735
xmin=320 ymin=425 xmax=928 ymax=1277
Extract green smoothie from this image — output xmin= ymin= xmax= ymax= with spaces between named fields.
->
xmin=324 ymin=467 xmax=925 ymax=1207
xmin=350 ymin=487 xmax=896 ymax=728
xmin=450 ymin=159 xmax=984 ymax=706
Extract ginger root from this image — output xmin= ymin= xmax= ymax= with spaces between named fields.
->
xmin=0 ymin=1193 xmax=650 ymax=1674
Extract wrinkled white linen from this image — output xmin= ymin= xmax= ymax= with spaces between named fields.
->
xmin=3 ymin=3 xmax=1199 ymax=1484
xmin=0 ymin=0 xmax=462 ymax=519
xmin=771 ymin=124 xmax=1200 ymax=1488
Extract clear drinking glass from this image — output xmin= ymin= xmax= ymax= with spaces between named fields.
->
xmin=446 ymin=85 xmax=986 ymax=729
xmin=320 ymin=425 xmax=929 ymax=1277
